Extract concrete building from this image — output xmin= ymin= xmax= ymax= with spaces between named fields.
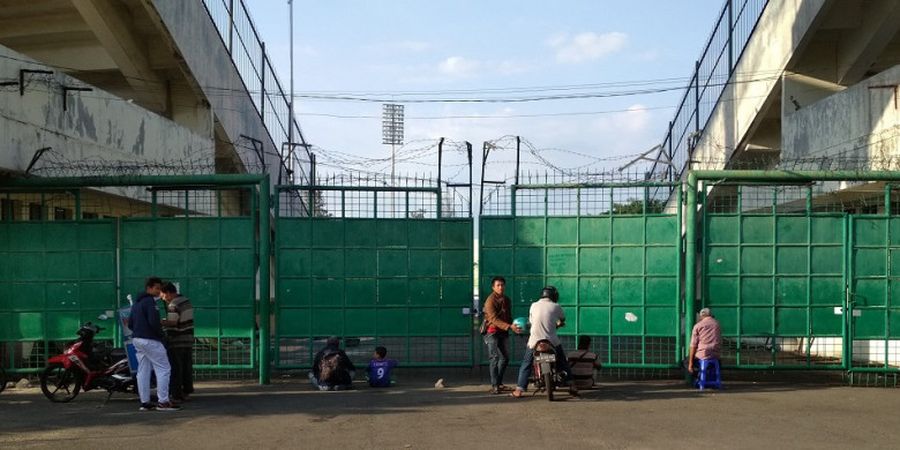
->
xmin=653 ymin=0 xmax=900 ymax=368
xmin=655 ymin=0 xmax=900 ymax=178
xmin=0 ymin=0 xmax=309 ymax=199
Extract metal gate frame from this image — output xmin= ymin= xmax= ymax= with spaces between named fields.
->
xmin=273 ymin=182 xmax=476 ymax=368
xmin=687 ymin=170 xmax=900 ymax=375
xmin=479 ymin=179 xmax=684 ymax=369
xmin=273 ymin=140 xmax=476 ymax=369
xmin=0 ymin=175 xmax=271 ymax=383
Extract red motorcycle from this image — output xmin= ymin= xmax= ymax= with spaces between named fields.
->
xmin=40 ymin=322 xmax=135 ymax=403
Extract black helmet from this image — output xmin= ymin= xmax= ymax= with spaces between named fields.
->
xmin=77 ymin=322 xmax=100 ymax=338
xmin=540 ymin=286 xmax=559 ymax=303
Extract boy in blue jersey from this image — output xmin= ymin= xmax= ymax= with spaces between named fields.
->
xmin=367 ymin=346 xmax=398 ymax=388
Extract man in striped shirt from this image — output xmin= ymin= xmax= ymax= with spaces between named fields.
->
xmin=161 ymin=282 xmax=194 ymax=403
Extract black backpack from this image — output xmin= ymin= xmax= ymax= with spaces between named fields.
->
xmin=319 ymin=351 xmax=342 ymax=383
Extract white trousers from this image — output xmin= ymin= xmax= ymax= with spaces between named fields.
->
xmin=132 ymin=337 xmax=171 ymax=404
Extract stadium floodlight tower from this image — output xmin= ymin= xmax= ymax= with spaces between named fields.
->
xmin=382 ymin=103 xmax=405 ymax=182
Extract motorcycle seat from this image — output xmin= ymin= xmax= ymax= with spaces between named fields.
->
xmin=534 ymin=340 xmax=554 ymax=353
xmin=109 ymin=348 xmax=127 ymax=360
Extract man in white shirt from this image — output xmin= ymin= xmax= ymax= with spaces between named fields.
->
xmin=510 ymin=286 xmax=576 ymax=398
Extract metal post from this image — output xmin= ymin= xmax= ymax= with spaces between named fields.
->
xmin=308 ymin=153 xmax=316 ymax=217
xmin=467 ymin=142 xmax=473 ymax=218
xmin=260 ymin=43 xmax=267 ymax=122
xmin=515 ymin=136 xmax=521 ymax=186
xmin=667 ymin=122 xmax=674 ymax=183
xmin=227 ymin=0 xmax=235 ymax=55
xmin=437 ymin=138 xmax=444 ymax=219
xmin=73 ymin=189 xmax=81 ymax=220
xmin=843 ymin=213 xmax=851 ymax=371
xmin=675 ymin=185 xmax=684 ymax=363
xmin=885 ymin=186 xmax=892 ymax=370
xmin=258 ymin=179 xmax=271 ymax=384
xmin=479 ymin=142 xmax=488 ymax=218
xmin=288 ymin=0 xmax=294 ymax=151
xmin=684 ymin=173 xmax=698 ymax=380
xmin=727 ymin=0 xmax=734 ymax=73
xmin=694 ymin=61 xmax=701 ymax=136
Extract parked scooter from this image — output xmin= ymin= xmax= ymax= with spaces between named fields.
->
xmin=39 ymin=321 xmax=135 ymax=403
xmin=531 ymin=339 xmax=566 ymax=401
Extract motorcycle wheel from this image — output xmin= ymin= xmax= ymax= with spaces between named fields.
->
xmin=542 ymin=367 xmax=555 ymax=402
xmin=40 ymin=363 xmax=82 ymax=403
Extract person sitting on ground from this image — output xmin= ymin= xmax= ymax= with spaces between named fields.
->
xmin=688 ymin=307 xmax=722 ymax=376
xmin=366 ymin=346 xmax=398 ymax=388
xmin=567 ymin=336 xmax=601 ymax=389
xmin=309 ymin=336 xmax=356 ymax=391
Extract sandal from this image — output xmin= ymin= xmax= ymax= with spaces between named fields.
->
xmin=510 ymin=389 xmax=524 ymax=398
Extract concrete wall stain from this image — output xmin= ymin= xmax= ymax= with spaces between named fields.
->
xmin=131 ymin=119 xmax=146 ymax=156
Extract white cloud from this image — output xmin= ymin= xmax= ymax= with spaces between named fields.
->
xmin=618 ymin=104 xmax=651 ymax=132
xmin=550 ymin=31 xmax=628 ymax=63
xmin=438 ymin=56 xmax=481 ymax=78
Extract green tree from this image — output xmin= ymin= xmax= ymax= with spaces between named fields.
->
xmin=611 ymin=199 xmax=665 ymax=214
xmin=313 ymin=190 xmax=331 ymax=217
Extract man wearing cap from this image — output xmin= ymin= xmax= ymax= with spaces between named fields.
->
xmin=511 ymin=286 xmax=576 ymax=398
xmin=688 ymin=308 xmax=722 ymax=374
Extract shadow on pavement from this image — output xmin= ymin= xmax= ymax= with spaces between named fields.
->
xmin=0 ymin=366 xmax=845 ymax=438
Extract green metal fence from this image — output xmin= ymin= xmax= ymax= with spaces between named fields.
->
xmin=0 ymin=176 xmax=268 ymax=380
xmin=479 ymin=181 xmax=683 ymax=368
xmin=7 ymin=171 xmax=900 ymax=382
xmin=849 ymin=197 xmax=900 ymax=374
xmin=700 ymin=184 xmax=846 ymax=369
xmin=274 ymin=181 xmax=475 ymax=368
xmin=688 ymin=171 xmax=900 ymax=376
xmin=119 ymin=188 xmax=258 ymax=371
xmin=0 ymin=193 xmax=118 ymax=372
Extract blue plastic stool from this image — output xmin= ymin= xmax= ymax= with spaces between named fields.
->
xmin=696 ymin=358 xmax=722 ymax=390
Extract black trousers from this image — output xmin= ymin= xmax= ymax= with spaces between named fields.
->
xmin=167 ymin=347 xmax=194 ymax=399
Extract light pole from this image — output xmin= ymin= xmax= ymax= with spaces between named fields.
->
xmin=287 ymin=0 xmax=294 ymax=151
xmin=382 ymin=103 xmax=405 ymax=182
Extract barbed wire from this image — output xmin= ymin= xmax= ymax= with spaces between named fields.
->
xmin=26 ymin=148 xmax=231 ymax=178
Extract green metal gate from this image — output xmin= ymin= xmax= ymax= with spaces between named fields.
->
xmin=690 ymin=171 xmax=900 ymax=377
xmin=0 ymin=189 xmax=117 ymax=372
xmin=274 ymin=181 xmax=475 ymax=367
xmin=849 ymin=192 xmax=900 ymax=376
xmin=479 ymin=180 xmax=683 ymax=368
xmin=119 ymin=187 xmax=259 ymax=371
xmin=700 ymin=183 xmax=846 ymax=369
xmin=0 ymin=176 xmax=267 ymax=377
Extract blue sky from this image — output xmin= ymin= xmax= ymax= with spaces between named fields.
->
xmin=243 ymin=0 xmax=724 ymax=179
